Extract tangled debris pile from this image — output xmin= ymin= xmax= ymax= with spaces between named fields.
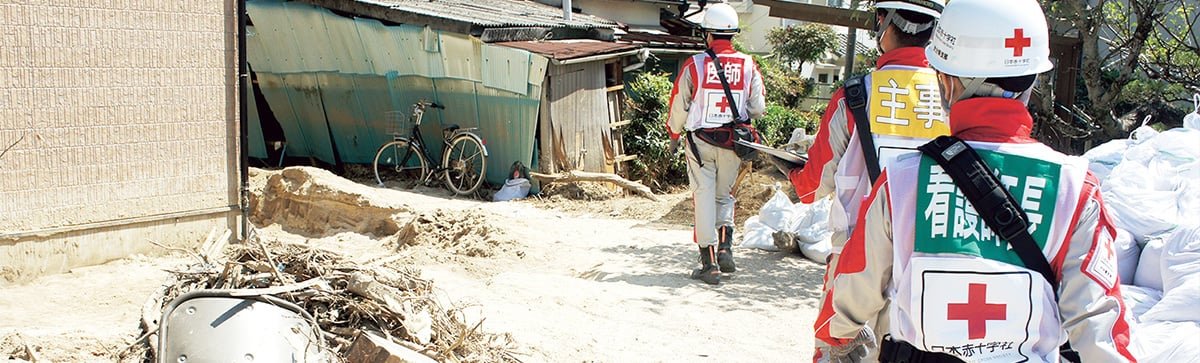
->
xmin=121 ymin=230 xmax=518 ymax=363
xmin=395 ymin=210 xmax=515 ymax=258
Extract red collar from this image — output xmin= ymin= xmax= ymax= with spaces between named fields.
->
xmin=876 ymin=47 xmax=929 ymax=68
xmin=709 ymin=39 xmax=736 ymax=54
xmin=949 ymin=98 xmax=1038 ymax=143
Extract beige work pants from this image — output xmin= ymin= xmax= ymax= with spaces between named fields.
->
xmin=685 ymin=137 xmax=741 ymax=248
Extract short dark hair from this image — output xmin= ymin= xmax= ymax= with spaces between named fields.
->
xmin=879 ymin=9 xmax=936 ymax=47
xmin=711 ymin=33 xmax=734 ymax=41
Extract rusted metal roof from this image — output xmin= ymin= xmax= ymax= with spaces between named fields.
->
xmin=497 ymin=40 xmax=639 ymax=61
xmin=299 ymin=0 xmax=620 ymax=33
xmin=616 ymin=31 xmax=704 ymax=50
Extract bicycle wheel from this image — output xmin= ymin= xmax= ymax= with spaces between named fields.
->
xmin=442 ymin=134 xmax=488 ymax=195
xmin=373 ymin=139 xmax=428 ymax=189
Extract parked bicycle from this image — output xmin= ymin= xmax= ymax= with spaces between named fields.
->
xmin=373 ymin=100 xmax=489 ymax=195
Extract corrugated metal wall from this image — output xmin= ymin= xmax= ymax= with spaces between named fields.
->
xmin=544 ymin=62 xmax=612 ymax=172
xmin=244 ymin=0 xmax=548 ymax=185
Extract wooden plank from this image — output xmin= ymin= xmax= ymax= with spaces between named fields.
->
xmin=757 ymin=0 xmax=873 ymax=29
xmin=610 ymin=119 xmax=632 ymax=128
xmin=531 ymin=171 xmax=658 ymax=201
xmin=605 ymin=84 xmax=625 ymax=92
xmin=538 ymin=79 xmax=556 ymax=173
xmin=346 ymin=330 xmax=438 ymax=363
xmin=613 ymin=154 xmax=637 ymax=163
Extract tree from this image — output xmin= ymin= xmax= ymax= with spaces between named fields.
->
xmin=766 ymin=23 xmax=839 ymax=72
xmin=1032 ymin=0 xmax=1190 ymax=150
xmin=1141 ymin=0 xmax=1199 ymax=96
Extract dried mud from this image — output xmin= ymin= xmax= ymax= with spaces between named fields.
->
xmin=395 ymin=209 xmax=515 ymax=258
xmin=250 ymin=167 xmax=407 ymax=238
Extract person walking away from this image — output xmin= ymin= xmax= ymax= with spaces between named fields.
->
xmin=814 ymin=0 xmax=1136 ymax=361
xmin=666 ymin=2 xmax=766 ymax=285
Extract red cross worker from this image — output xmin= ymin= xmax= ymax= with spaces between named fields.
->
xmin=664 ymin=3 xmax=766 ymax=286
xmin=814 ymin=0 xmax=1137 ymax=362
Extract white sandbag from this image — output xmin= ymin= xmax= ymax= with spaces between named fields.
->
xmin=492 ymin=178 xmax=531 ymax=201
xmin=1129 ymin=124 xmax=1159 ymax=144
xmin=1104 ymin=163 xmax=1180 ymax=240
xmin=758 ymin=185 xmax=796 ymax=232
xmin=1185 ymin=94 xmax=1200 ymax=131
xmin=741 ymin=216 xmax=779 ymax=251
xmin=1185 ymin=112 xmax=1200 ymax=131
xmin=1142 ymin=281 xmax=1200 ymax=323
xmin=1161 ymin=224 xmax=1200 ymax=293
xmin=795 ymin=198 xmax=833 ymax=244
xmin=1134 ymin=238 xmax=1165 ymax=291
xmin=798 ymin=236 xmax=831 ymax=265
xmin=1149 ymin=128 xmax=1200 ymax=162
xmin=1130 ymin=321 xmax=1200 ymax=363
xmin=1120 ymin=284 xmax=1162 ymax=323
xmin=1101 ymin=128 xmax=1200 ymax=241
xmin=1113 ymin=228 xmax=1140 ymax=284
xmin=786 ymin=200 xmax=813 ymax=233
xmin=1082 ymin=138 xmax=1128 ymax=181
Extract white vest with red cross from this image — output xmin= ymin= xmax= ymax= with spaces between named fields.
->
xmin=884 ymin=141 xmax=1096 ymax=362
xmin=828 ymin=65 xmax=950 ymax=252
xmin=684 ymin=52 xmax=756 ymax=131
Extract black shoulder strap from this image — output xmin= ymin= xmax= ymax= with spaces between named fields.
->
xmin=844 ymin=75 xmax=881 ymax=183
xmin=705 ymin=49 xmax=744 ymax=125
xmin=917 ymin=136 xmax=1058 ymax=288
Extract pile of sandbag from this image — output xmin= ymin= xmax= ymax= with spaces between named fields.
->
xmin=1123 ymin=224 xmax=1200 ymax=362
xmin=1081 ymin=122 xmax=1199 ymax=282
xmin=741 ymin=184 xmax=833 ymax=264
xmin=1083 ymin=109 xmax=1200 ymax=361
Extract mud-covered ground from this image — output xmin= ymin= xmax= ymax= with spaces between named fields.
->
xmin=1 ymin=166 xmax=824 ymax=362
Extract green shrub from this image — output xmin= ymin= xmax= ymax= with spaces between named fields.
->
xmin=754 ymin=54 xmax=814 ymax=109
xmin=755 ymin=105 xmax=819 ymax=146
xmin=623 ymin=72 xmax=688 ymax=191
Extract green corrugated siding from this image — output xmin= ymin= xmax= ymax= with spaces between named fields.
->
xmin=245 ymin=81 xmax=268 ymax=159
xmin=245 ymin=0 xmax=546 ymax=185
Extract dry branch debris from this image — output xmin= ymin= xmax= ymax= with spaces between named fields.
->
xmin=531 ymin=171 xmax=660 ymax=201
xmin=122 ymin=232 xmax=518 ymax=363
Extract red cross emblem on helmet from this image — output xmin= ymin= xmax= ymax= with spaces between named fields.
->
xmin=1004 ymin=28 xmax=1032 ymax=57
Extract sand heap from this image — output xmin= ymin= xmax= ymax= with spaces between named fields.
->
xmin=250 ymin=167 xmax=408 ymax=237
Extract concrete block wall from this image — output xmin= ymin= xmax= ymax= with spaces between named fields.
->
xmin=0 ymin=1 xmax=240 ymax=282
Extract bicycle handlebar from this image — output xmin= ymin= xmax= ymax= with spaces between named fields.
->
xmin=427 ymin=102 xmax=445 ymax=109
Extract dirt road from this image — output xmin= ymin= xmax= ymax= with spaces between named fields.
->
xmin=0 ymin=167 xmax=825 ymax=362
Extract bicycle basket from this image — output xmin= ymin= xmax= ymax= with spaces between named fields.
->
xmin=384 ymin=110 xmax=415 ymax=136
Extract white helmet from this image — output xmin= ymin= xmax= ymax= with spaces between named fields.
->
xmin=702 ymin=3 xmax=739 ymax=34
xmin=925 ymin=0 xmax=1054 ymax=78
xmin=875 ymin=0 xmax=944 ymax=19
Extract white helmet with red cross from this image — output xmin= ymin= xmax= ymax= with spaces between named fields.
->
xmin=924 ymin=0 xmax=1054 ymax=78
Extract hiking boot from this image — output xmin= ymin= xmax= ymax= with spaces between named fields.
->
xmin=717 ymin=226 xmax=736 ymax=273
xmin=690 ymin=245 xmax=721 ymax=285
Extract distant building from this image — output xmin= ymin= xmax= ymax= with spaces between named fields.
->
xmin=245 ymin=0 xmax=646 ymax=177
